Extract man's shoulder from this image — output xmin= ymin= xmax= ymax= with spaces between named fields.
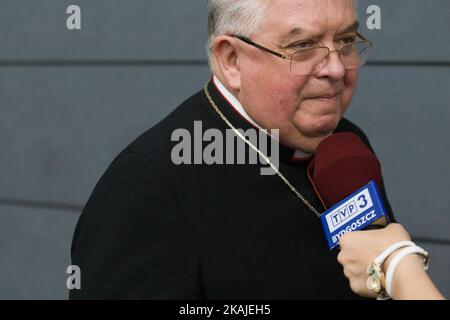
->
xmin=78 ymin=88 xmax=209 ymax=225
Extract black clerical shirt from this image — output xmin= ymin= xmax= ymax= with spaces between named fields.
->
xmin=70 ymin=79 xmax=395 ymax=299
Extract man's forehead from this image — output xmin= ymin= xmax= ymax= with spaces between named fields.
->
xmin=281 ymin=20 xmax=360 ymax=41
xmin=263 ymin=0 xmax=358 ymax=40
xmin=267 ymin=0 xmax=356 ymax=13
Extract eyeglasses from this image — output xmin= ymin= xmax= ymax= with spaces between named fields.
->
xmin=232 ymin=32 xmax=373 ymax=75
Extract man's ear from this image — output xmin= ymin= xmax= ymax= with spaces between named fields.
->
xmin=212 ymin=36 xmax=241 ymax=91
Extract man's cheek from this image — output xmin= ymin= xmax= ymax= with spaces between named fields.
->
xmin=338 ymin=90 xmax=353 ymax=117
xmin=263 ymin=86 xmax=293 ymax=108
xmin=344 ymin=70 xmax=359 ymax=92
xmin=342 ymin=71 xmax=358 ymax=107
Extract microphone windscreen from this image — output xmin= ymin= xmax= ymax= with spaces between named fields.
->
xmin=312 ymin=132 xmax=382 ymax=209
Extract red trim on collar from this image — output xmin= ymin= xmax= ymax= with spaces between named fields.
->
xmin=212 ymin=77 xmax=259 ymax=130
xmin=307 ymin=159 xmax=327 ymax=210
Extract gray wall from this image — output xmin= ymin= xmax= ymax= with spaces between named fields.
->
xmin=0 ymin=0 xmax=449 ymax=299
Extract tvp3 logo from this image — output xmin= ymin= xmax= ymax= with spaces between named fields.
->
xmin=320 ymin=181 xmax=390 ymax=250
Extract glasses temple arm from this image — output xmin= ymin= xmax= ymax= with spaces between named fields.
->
xmin=232 ymin=35 xmax=289 ymax=59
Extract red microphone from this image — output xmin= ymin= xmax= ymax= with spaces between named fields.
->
xmin=308 ymin=132 xmax=388 ymax=228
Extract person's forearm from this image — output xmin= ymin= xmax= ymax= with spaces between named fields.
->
xmin=389 ymin=255 xmax=444 ymax=300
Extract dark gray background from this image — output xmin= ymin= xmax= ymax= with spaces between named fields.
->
xmin=0 ymin=0 xmax=449 ymax=299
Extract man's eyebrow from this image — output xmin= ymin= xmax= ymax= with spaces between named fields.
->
xmin=339 ymin=21 xmax=360 ymax=34
xmin=278 ymin=27 xmax=306 ymax=48
xmin=287 ymin=27 xmax=304 ymax=37
xmin=280 ymin=21 xmax=360 ymax=47
xmin=281 ymin=27 xmax=304 ymax=43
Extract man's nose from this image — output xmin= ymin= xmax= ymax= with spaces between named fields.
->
xmin=315 ymin=50 xmax=346 ymax=81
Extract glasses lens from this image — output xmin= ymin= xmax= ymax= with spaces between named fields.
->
xmin=290 ymin=47 xmax=330 ymax=75
xmin=340 ymin=41 xmax=372 ymax=69
xmin=290 ymin=41 xmax=372 ymax=75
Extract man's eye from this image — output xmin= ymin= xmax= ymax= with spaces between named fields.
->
xmin=291 ymin=40 xmax=315 ymax=49
xmin=338 ymin=36 xmax=357 ymax=45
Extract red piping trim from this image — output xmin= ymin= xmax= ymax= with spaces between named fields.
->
xmin=307 ymin=159 xmax=327 ymax=210
xmin=212 ymin=77 xmax=259 ymax=130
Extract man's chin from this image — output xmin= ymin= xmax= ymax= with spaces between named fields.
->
xmin=298 ymin=117 xmax=340 ymax=136
xmin=289 ymin=120 xmax=341 ymax=152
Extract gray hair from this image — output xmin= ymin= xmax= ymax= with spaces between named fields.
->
xmin=206 ymin=0 xmax=268 ymax=66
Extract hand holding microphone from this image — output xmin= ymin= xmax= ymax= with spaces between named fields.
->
xmin=337 ymin=224 xmax=444 ymax=300
xmin=337 ymin=223 xmax=411 ymax=298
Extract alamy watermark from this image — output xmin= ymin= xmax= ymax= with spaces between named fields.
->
xmin=66 ymin=5 xmax=81 ymax=30
xmin=171 ymin=121 xmax=279 ymax=176
xmin=366 ymin=5 xmax=382 ymax=30
xmin=65 ymin=4 xmax=382 ymax=31
xmin=66 ymin=265 xmax=81 ymax=290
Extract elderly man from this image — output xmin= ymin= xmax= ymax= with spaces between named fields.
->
xmin=70 ymin=0 xmax=395 ymax=299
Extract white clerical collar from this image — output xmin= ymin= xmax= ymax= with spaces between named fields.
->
xmin=213 ymin=76 xmax=261 ymax=129
xmin=212 ymin=75 xmax=312 ymax=160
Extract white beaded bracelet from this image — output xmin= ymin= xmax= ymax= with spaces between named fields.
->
xmin=366 ymin=241 xmax=415 ymax=298
xmin=385 ymin=245 xmax=429 ymax=297
xmin=374 ymin=241 xmax=416 ymax=266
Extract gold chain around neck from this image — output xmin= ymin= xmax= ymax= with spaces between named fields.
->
xmin=203 ymin=83 xmax=322 ymax=218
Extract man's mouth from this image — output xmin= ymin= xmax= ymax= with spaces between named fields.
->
xmin=307 ymin=91 xmax=342 ymax=100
